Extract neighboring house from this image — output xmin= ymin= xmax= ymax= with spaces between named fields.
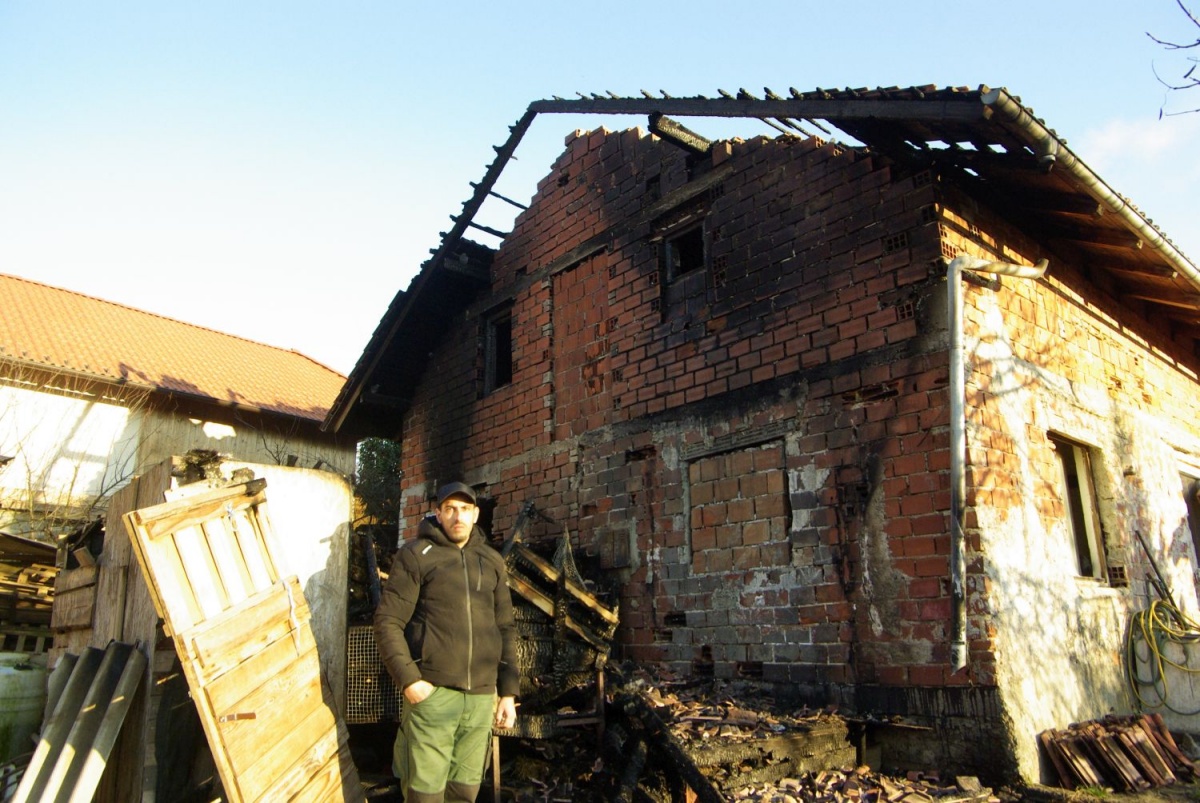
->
xmin=326 ymin=85 xmax=1200 ymax=784
xmin=0 ymin=273 xmax=355 ymax=542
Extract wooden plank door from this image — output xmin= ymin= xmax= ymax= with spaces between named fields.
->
xmin=123 ymin=479 xmax=362 ymax=803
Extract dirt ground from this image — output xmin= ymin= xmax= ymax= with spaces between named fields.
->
xmin=1021 ymin=782 xmax=1200 ymax=803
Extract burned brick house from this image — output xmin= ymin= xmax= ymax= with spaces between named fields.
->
xmin=326 ymin=86 xmax=1200 ymax=784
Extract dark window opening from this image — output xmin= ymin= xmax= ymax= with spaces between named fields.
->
xmin=1183 ymin=475 xmax=1200 ymax=565
xmin=645 ymin=175 xmax=661 ymax=201
xmin=1050 ymin=434 xmax=1107 ymax=580
xmin=484 ymin=306 xmax=513 ymax=394
xmin=664 ymin=224 xmax=706 ymax=282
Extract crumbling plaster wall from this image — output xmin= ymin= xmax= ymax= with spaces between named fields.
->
xmin=942 ymin=194 xmax=1200 ymax=782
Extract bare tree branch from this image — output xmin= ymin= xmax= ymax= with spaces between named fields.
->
xmin=1149 ymin=1 xmax=1200 ymax=115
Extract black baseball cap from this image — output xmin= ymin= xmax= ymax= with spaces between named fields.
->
xmin=436 ymin=481 xmax=477 ymax=505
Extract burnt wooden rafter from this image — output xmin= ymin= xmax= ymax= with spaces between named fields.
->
xmin=529 ymin=93 xmax=987 ymax=124
xmin=648 ymin=113 xmax=712 ymax=155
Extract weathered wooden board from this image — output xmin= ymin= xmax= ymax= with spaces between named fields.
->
xmin=48 ymin=565 xmax=97 ymax=653
xmin=95 ymin=456 xmax=176 ymax=802
xmin=124 ymin=479 xmax=362 ymax=803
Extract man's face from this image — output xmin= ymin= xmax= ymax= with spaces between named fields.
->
xmin=436 ymin=496 xmax=479 ymax=546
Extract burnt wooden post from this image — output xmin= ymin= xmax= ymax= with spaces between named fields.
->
xmin=615 ymin=691 xmax=725 ymax=803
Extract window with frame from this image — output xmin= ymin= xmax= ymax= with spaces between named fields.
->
xmin=483 ymin=304 xmax=513 ymax=394
xmin=1182 ymin=474 xmax=1200 ymax=564
xmin=655 ymin=219 xmax=709 ymax=317
xmin=1049 ymin=434 xmax=1107 ymax=580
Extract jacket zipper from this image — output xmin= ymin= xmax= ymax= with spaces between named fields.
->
xmin=461 ymin=549 xmax=473 ymax=691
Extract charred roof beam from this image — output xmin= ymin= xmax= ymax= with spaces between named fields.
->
xmin=359 ymin=390 xmax=409 ymax=409
xmin=528 ymin=95 xmax=986 ymax=123
xmin=648 ymin=113 xmax=712 ymax=155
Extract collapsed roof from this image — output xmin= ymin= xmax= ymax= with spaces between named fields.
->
xmin=325 ymin=84 xmax=1200 ymax=437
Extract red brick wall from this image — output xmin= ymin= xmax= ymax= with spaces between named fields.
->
xmin=390 ymin=121 xmax=1200 ymax=783
xmin=397 ymin=126 xmax=966 ymax=693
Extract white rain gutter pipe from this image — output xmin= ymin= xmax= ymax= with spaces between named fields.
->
xmin=981 ymin=87 xmax=1200 ymax=292
xmin=948 ymin=255 xmax=1048 ymax=672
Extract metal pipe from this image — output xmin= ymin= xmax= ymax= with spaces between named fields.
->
xmin=980 ymin=87 xmax=1200 ymax=291
xmin=947 ymin=255 xmax=1048 ymax=672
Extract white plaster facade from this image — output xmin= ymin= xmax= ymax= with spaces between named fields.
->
xmin=965 ymin=267 xmax=1200 ymax=781
xmin=0 ymin=381 xmax=354 ymax=542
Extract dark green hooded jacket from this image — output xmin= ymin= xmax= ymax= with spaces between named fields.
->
xmin=374 ymin=516 xmax=519 ymax=697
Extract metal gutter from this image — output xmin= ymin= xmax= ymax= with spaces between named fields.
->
xmin=980 ymin=86 xmax=1200 ymax=292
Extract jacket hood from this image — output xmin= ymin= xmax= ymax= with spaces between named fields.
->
xmin=416 ymin=514 xmax=486 ymax=549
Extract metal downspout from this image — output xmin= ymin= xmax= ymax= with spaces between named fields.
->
xmin=947 ymin=255 xmax=1048 ymax=672
xmin=980 ymin=86 xmax=1200 ymax=291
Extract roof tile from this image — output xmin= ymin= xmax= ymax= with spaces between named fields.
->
xmin=0 ymin=273 xmax=345 ymax=422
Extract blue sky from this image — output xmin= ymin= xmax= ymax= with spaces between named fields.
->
xmin=2 ymin=2 xmax=1197 ymax=376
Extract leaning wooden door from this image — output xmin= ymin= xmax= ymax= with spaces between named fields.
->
xmin=123 ymin=478 xmax=362 ymax=803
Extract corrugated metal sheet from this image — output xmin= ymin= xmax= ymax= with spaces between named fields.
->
xmin=13 ymin=641 xmax=146 ymax=803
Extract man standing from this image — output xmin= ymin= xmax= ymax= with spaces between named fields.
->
xmin=375 ymin=481 xmax=519 ymax=803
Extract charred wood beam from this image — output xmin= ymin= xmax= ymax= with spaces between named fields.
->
xmin=614 ymin=691 xmax=725 ymax=803
xmin=465 ymin=219 xmax=509 ymax=239
xmin=759 ymin=117 xmax=792 ymax=135
xmin=438 ymin=253 xmax=491 ymax=282
xmin=614 ymin=736 xmax=648 ymax=803
xmin=423 ymin=108 xmax=536 ymax=265
xmin=472 ymin=185 xmax=528 ymax=211
xmin=729 ymin=88 xmax=810 ymax=138
xmin=505 ymin=551 xmax=617 ymax=653
xmin=358 ymin=390 xmax=409 ymax=409
xmin=530 ymin=95 xmax=986 ymax=124
xmin=763 ymin=89 xmax=822 ymax=137
xmin=648 ymin=113 xmax=712 ymax=155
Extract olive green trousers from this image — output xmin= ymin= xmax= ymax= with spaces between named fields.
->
xmin=392 ymin=686 xmax=493 ymax=802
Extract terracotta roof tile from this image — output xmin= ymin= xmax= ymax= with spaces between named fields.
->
xmin=0 ymin=273 xmax=345 ymax=423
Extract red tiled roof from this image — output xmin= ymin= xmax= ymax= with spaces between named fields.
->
xmin=0 ymin=273 xmax=345 ymax=423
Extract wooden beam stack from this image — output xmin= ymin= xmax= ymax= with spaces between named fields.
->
xmin=1039 ymin=713 xmax=1196 ymax=791
xmin=0 ymin=564 xmax=56 ymax=625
